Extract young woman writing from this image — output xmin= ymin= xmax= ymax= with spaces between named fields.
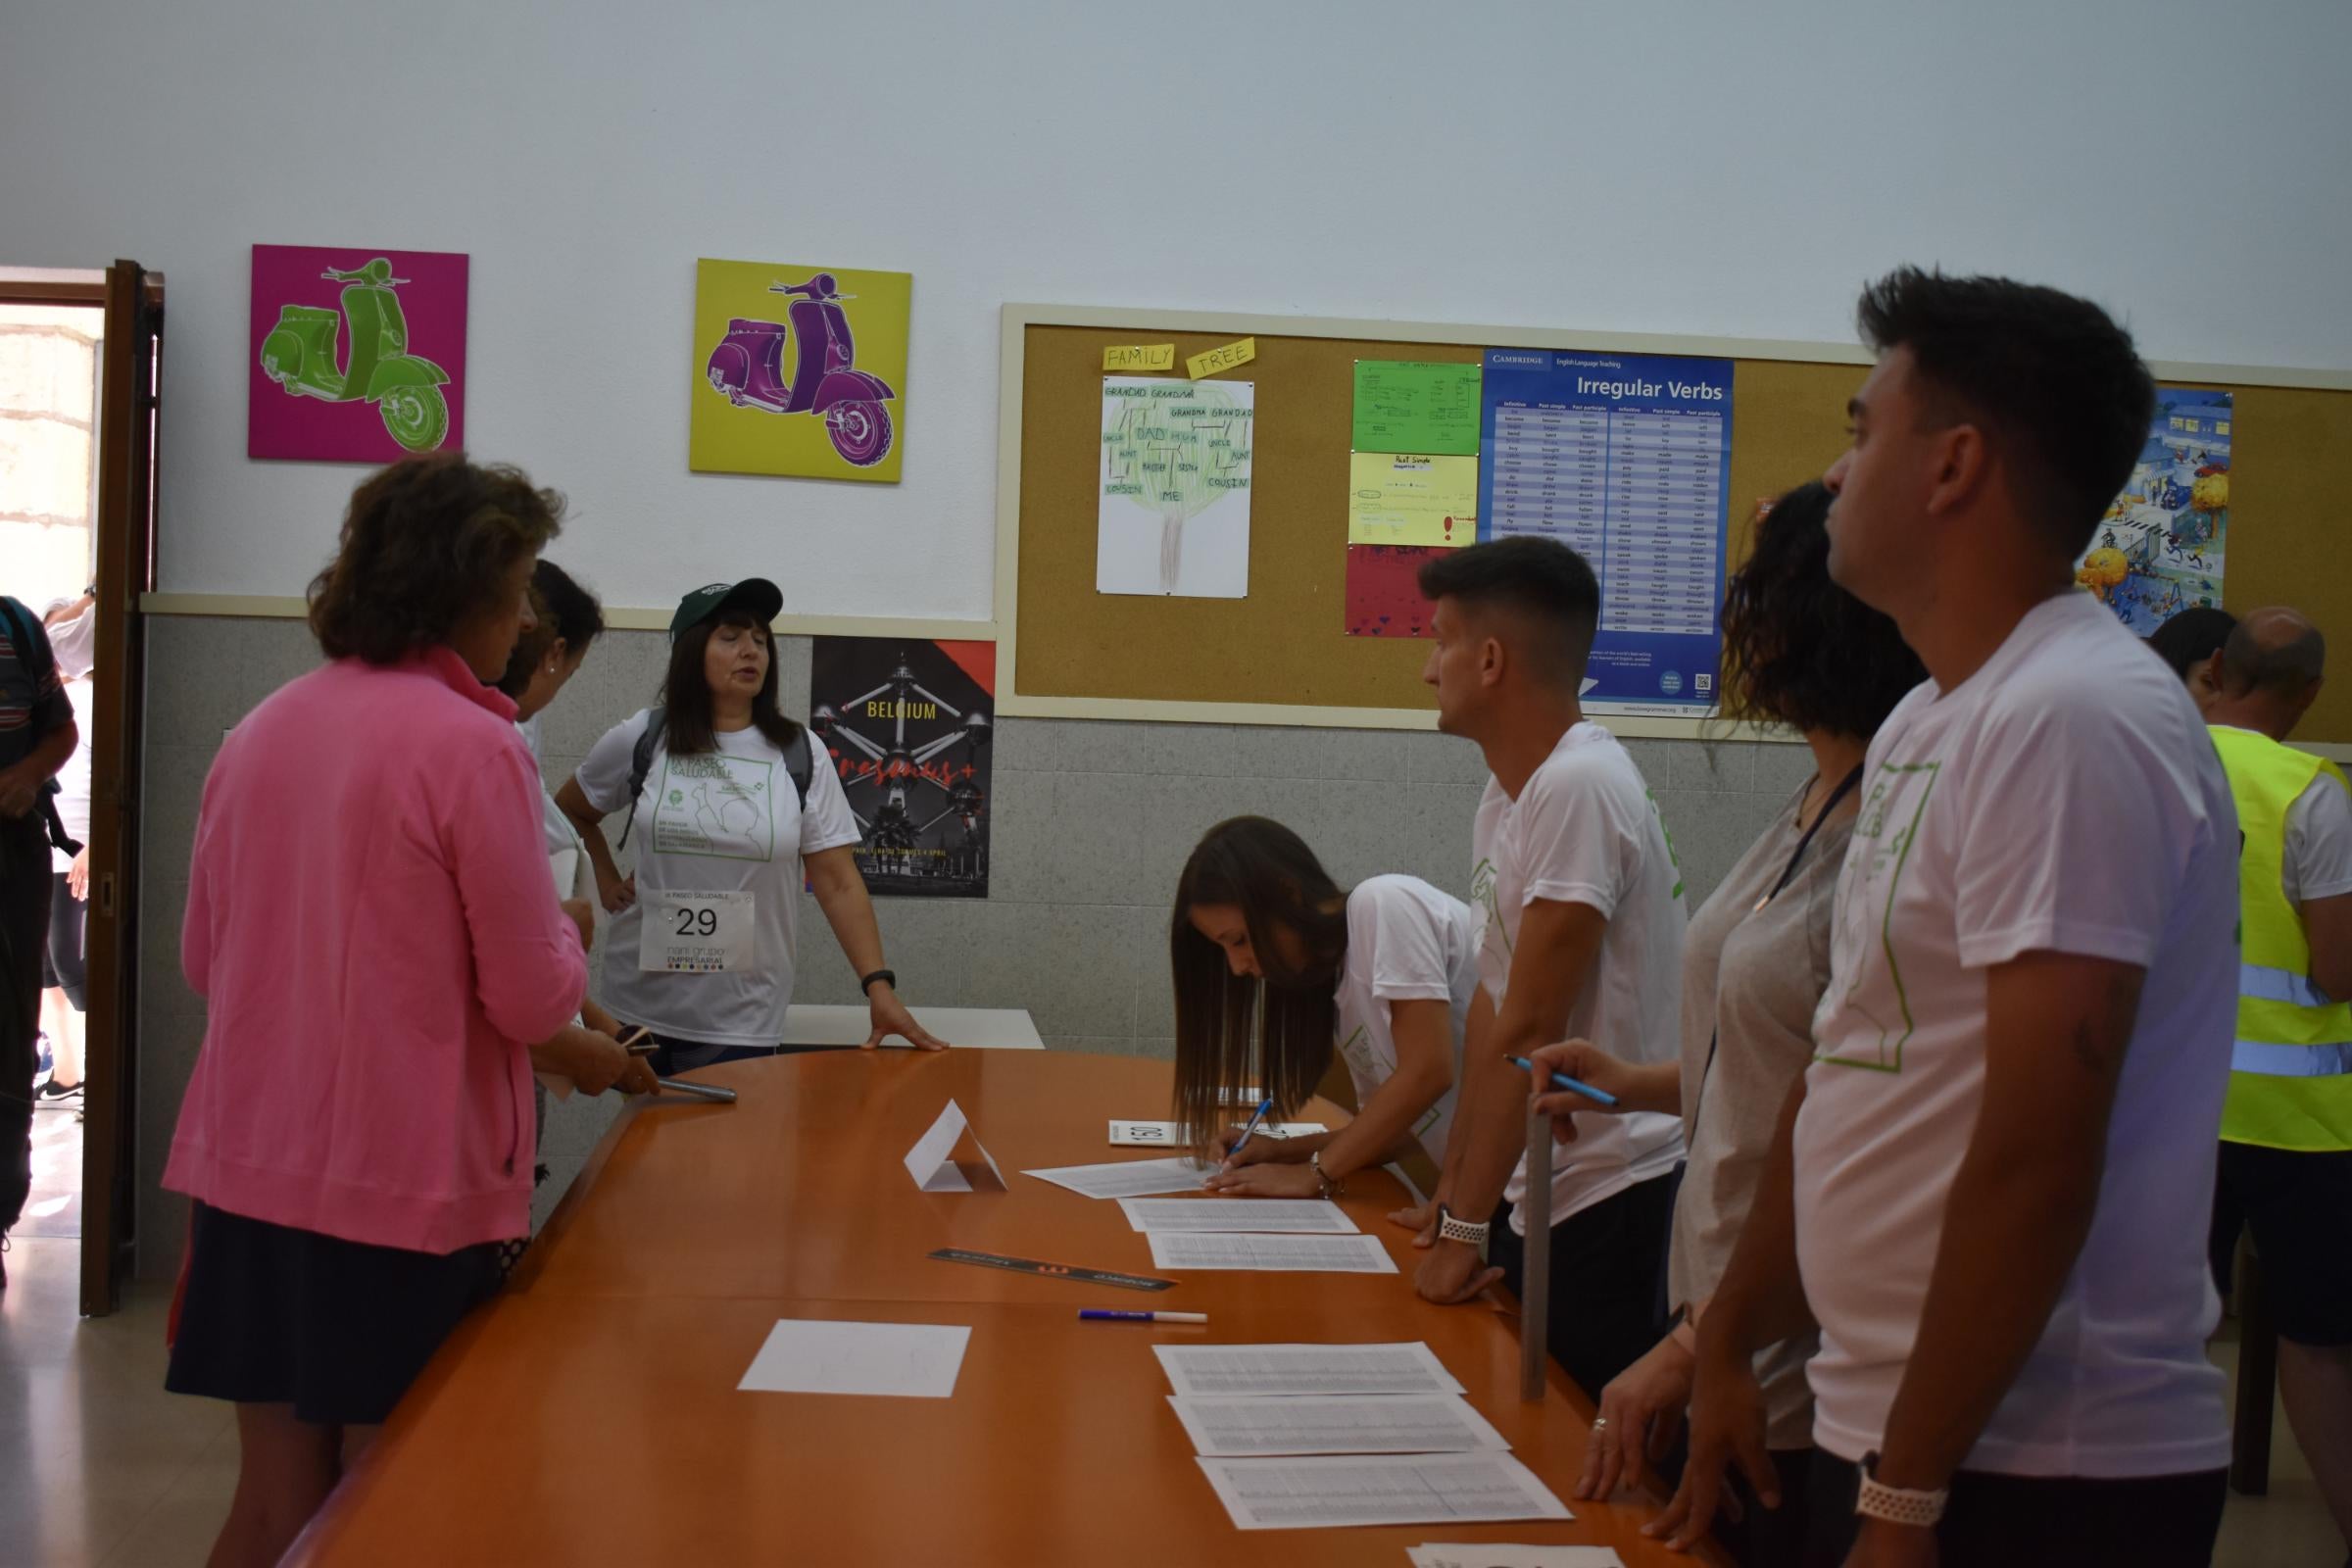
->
xmin=1172 ymin=816 xmax=1477 ymax=1200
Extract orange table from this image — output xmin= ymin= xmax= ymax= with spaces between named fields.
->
xmin=289 ymin=1050 xmax=1728 ymax=1566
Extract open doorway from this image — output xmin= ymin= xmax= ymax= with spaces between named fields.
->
xmin=3 ymin=301 xmax=105 ymax=1255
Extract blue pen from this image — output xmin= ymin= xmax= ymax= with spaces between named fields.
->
xmin=1508 ymin=1054 xmax=1620 ymax=1108
xmin=1224 ymin=1096 xmax=1278 ymax=1162
xmin=1079 ymin=1309 xmax=1208 ymax=1324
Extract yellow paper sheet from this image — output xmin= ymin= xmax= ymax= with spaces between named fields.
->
xmin=1103 ymin=344 xmax=1177 ymax=371
xmin=1348 ymin=453 xmax=1478 ymax=548
xmin=1187 ymin=337 xmax=1257 ymax=379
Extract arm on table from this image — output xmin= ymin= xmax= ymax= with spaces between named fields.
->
xmin=1206 ymin=997 xmax=1453 ymax=1198
xmin=805 ymin=845 xmax=948 ymax=1051
xmin=1416 ymin=897 xmax=1606 ymax=1305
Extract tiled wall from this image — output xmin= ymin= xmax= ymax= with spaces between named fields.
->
xmin=133 ymin=616 xmax=1809 ymax=1274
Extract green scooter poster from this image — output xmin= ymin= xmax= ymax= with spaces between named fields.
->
xmin=249 ymin=243 xmax=466 ymax=462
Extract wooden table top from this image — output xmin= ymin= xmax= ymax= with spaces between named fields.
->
xmin=289 ymin=1049 xmax=1727 ymax=1566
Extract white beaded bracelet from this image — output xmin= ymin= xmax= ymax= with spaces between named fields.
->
xmin=1856 ymin=1453 xmax=1947 ymax=1529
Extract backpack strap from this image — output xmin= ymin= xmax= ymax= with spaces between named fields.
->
xmin=615 ymin=707 xmax=664 ymax=851
xmin=784 ymin=724 xmax=813 ymax=809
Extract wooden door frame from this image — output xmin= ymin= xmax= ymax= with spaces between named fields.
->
xmin=5 ymin=265 xmax=163 ymax=1313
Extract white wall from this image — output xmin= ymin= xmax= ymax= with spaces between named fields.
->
xmin=5 ymin=0 xmax=2347 ymax=618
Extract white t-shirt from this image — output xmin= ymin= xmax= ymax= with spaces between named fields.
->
xmin=1799 ymin=590 xmax=2235 ymax=1478
xmin=1333 ymin=874 xmax=1480 ymax=1165
xmin=573 ymin=709 xmax=861 ymax=1047
xmin=2210 ymin=727 xmax=2352 ymax=905
xmin=51 ymin=677 xmax=92 ymax=872
xmin=1473 ymin=722 xmax=1688 ymax=1234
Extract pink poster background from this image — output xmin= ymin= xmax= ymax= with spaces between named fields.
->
xmin=247 ymin=243 xmax=468 ymax=462
xmin=1344 ymin=544 xmax=1444 ymax=637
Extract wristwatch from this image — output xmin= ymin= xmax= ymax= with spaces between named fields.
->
xmin=1436 ymin=1202 xmax=1490 ymax=1246
xmin=1856 ymin=1451 xmax=1948 ymax=1528
xmin=1310 ymin=1150 xmax=1346 ymax=1200
xmin=858 ymin=968 xmax=897 ymax=996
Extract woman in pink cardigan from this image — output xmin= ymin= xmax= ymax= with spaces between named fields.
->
xmin=163 ymin=455 xmax=652 ymax=1568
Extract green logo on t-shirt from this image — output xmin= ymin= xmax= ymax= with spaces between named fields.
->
xmin=1816 ymin=760 xmax=1939 ymax=1073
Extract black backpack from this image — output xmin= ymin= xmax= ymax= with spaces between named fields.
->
xmin=615 ymin=706 xmax=814 ymax=850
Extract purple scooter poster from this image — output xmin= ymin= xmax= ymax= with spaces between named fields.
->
xmin=690 ymin=258 xmax=910 ymax=483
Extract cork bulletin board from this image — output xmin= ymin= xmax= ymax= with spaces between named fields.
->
xmin=992 ymin=304 xmax=2352 ymax=744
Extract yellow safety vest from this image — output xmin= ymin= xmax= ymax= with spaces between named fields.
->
xmin=2211 ymin=725 xmax=2352 ymax=1151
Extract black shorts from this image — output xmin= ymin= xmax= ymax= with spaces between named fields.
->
xmin=1489 ymin=1167 xmax=1680 ymax=1401
xmin=166 ymin=1200 xmax=503 ymax=1426
xmin=40 ymin=871 xmax=86 ymax=1009
xmin=2209 ymin=1140 xmax=2352 ymax=1346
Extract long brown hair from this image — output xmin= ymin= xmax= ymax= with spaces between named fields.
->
xmin=659 ymin=609 xmax=803 ymax=755
xmin=1170 ymin=817 xmax=1350 ymax=1158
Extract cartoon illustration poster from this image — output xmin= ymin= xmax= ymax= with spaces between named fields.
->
xmin=248 ymin=244 xmax=467 ymax=462
xmin=809 ymin=638 xmax=993 ymax=899
xmin=2075 ymin=389 xmax=2232 ymax=635
xmin=690 ymin=258 xmax=910 ymax=483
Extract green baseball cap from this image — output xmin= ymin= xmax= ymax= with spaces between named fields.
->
xmin=668 ymin=578 xmax=783 ymax=643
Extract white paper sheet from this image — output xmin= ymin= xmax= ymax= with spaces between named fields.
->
xmin=1108 ymin=1119 xmax=1325 ymax=1147
xmin=1168 ymin=1394 xmax=1509 ymax=1456
xmin=1021 ymin=1156 xmax=1214 ymax=1200
xmin=1410 ymin=1548 xmax=1624 ymax=1568
xmin=1118 ymin=1198 xmax=1358 ymax=1234
xmin=1098 ymin=376 xmax=1255 ymax=598
xmin=736 ymin=1319 xmax=971 ymax=1399
xmin=1154 ymin=1342 xmax=1464 ymax=1398
xmin=1148 ymin=1232 xmax=1397 ymax=1273
xmin=1195 ymin=1452 xmax=1572 ymax=1532
xmin=902 ymin=1100 xmax=1003 ymax=1192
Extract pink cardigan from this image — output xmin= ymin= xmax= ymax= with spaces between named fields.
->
xmin=164 ymin=647 xmax=587 ymax=1253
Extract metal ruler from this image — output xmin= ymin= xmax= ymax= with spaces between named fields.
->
xmin=927 ymin=1248 xmax=1176 ymax=1293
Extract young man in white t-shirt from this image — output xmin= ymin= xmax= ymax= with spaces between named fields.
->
xmin=1406 ymin=537 xmax=1688 ymax=1402
xmin=2195 ymin=607 xmax=2352 ymax=1559
xmin=1665 ymin=270 xmax=2236 ymax=1567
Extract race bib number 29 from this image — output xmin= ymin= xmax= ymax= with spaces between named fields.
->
xmin=640 ymin=890 xmax=758 ymax=973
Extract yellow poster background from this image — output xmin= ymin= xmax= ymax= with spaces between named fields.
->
xmin=689 ymin=257 xmax=910 ymax=483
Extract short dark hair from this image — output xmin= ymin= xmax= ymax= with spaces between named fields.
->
xmin=660 ymin=608 xmax=803 ymax=756
xmin=497 ymin=560 xmax=607 ymax=700
xmin=1720 ymin=482 xmax=1925 ymax=737
xmin=1857 ymin=267 xmax=2154 ymax=559
xmin=2146 ymin=606 xmax=2237 ymax=681
xmin=308 ymin=453 xmax=564 ymax=664
xmin=2222 ymin=614 xmax=2327 ymax=699
xmin=1416 ymin=536 xmax=1600 ymax=680
xmin=1169 ymin=817 xmax=1348 ymax=1159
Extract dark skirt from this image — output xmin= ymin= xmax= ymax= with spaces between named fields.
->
xmin=166 ymin=1200 xmax=503 ymax=1426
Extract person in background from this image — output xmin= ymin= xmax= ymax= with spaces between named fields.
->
xmin=558 ymin=581 xmax=947 ymax=1071
xmin=1670 ymin=269 xmax=2236 ymax=1568
xmin=1405 ymin=536 xmax=1689 ymax=1403
xmin=1528 ymin=481 xmax=1926 ymax=1566
xmin=0 ymin=590 xmax=79 ymax=1291
xmin=495 ymin=561 xmax=640 ymax=1182
xmin=2149 ymin=603 xmax=2237 ymax=705
xmin=2196 ymin=607 xmax=2352 ymax=1562
xmin=1170 ymin=815 xmax=1477 ymax=1200
xmin=36 ymin=591 xmax=96 ymax=1107
xmin=163 ymin=456 xmax=649 ymax=1568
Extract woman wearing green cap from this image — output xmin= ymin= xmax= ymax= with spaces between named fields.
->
xmin=557 ymin=579 xmax=945 ymax=1071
